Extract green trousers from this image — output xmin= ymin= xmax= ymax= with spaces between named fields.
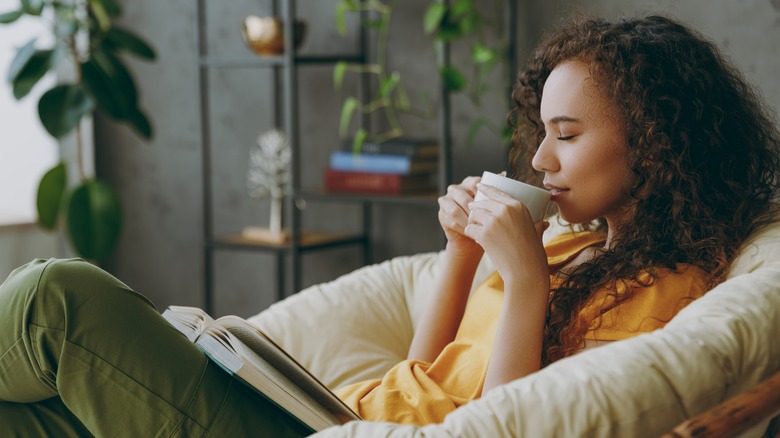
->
xmin=0 ymin=258 xmax=311 ymax=437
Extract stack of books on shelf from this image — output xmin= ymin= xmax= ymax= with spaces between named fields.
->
xmin=324 ymin=138 xmax=439 ymax=196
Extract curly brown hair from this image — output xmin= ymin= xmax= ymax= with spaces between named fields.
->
xmin=509 ymin=15 xmax=780 ymax=365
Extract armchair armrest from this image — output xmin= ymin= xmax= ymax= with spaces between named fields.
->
xmin=662 ymin=370 xmax=780 ymax=438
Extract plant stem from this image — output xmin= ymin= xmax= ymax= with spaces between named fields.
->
xmin=74 ymin=0 xmax=88 ymax=181
xmin=375 ymin=0 xmax=402 ymax=141
xmin=75 ymin=118 xmax=86 ymax=180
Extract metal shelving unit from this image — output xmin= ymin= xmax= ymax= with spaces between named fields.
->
xmin=194 ymin=0 xmax=524 ymax=314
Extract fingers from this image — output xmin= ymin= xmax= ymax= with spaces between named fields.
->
xmin=438 ymin=196 xmax=469 ymax=234
xmin=535 ymin=220 xmax=551 ymax=239
xmin=461 ymin=176 xmax=481 ymax=195
xmin=474 ymin=183 xmax=516 ymax=204
xmin=438 ymin=176 xmax=482 ymax=235
xmin=465 ymin=188 xmax=548 ymax=242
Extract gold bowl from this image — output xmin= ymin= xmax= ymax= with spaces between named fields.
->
xmin=240 ymin=16 xmax=306 ymax=56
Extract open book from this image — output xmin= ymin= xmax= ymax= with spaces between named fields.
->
xmin=161 ymin=306 xmax=361 ymax=433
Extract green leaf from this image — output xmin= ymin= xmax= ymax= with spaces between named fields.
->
xmin=472 ymin=43 xmax=497 ymax=65
xmin=81 ymin=49 xmax=138 ymax=119
xmin=0 ymin=10 xmax=24 ymax=24
xmin=394 ymin=82 xmax=411 ymax=111
xmin=104 ymin=27 xmax=156 ymax=60
xmin=98 ymin=0 xmax=122 ymax=17
xmin=66 ymin=180 xmax=122 ymax=262
xmin=458 ymin=13 xmax=480 ymax=36
xmin=12 ymin=49 xmax=59 ymax=99
xmin=439 ymin=65 xmax=466 ymax=92
xmin=379 ymin=71 xmax=400 ymax=99
xmin=451 ymin=0 xmax=473 ymax=18
xmin=362 ymin=19 xmax=386 ymax=30
xmin=333 ymin=61 xmax=348 ymax=90
xmin=128 ymin=109 xmax=153 ymax=139
xmin=351 ymin=128 xmax=367 ymax=153
xmin=87 ymin=0 xmax=110 ymax=31
xmin=501 ymin=124 xmax=514 ymax=144
xmin=7 ymin=38 xmax=36 ymax=84
xmin=336 ymin=1 xmax=348 ymax=35
xmin=21 ymin=0 xmax=43 ymax=15
xmin=435 ymin=15 xmax=465 ymax=41
xmin=424 ymin=3 xmax=446 ymax=35
xmin=38 ymin=84 xmax=95 ymax=138
xmin=36 ymin=162 xmax=67 ymax=230
xmin=339 ymin=97 xmax=358 ymax=136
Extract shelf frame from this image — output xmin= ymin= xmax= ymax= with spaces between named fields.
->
xmin=192 ymin=0 xmax=523 ymax=315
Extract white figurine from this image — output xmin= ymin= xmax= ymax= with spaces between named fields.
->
xmin=245 ymin=129 xmax=291 ymax=242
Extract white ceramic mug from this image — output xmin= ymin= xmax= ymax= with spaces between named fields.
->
xmin=474 ymin=171 xmax=551 ymax=221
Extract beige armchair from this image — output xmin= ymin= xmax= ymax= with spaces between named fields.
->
xmin=248 ymin=217 xmax=780 ymax=437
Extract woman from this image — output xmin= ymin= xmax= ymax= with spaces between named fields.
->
xmin=335 ymin=14 xmax=779 ymax=424
xmin=1 ymin=14 xmax=778 ymax=436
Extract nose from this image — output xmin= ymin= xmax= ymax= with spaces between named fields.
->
xmin=531 ymin=136 xmax=558 ymax=173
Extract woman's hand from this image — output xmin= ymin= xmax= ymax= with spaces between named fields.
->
xmin=470 ymin=183 xmax=552 ymax=394
xmin=464 ymin=183 xmax=550 ymax=287
xmin=410 ymin=175 xmax=487 ymax=363
xmin=438 ymin=176 xmax=484 ymax=258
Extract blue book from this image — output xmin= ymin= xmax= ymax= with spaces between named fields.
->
xmin=329 ymin=151 xmax=438 ymax=175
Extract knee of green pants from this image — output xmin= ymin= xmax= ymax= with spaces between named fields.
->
xmin=0 ymin=258 xmax=61 ymax=402
xmin=0 ymin=258 xmax=164 ymax=403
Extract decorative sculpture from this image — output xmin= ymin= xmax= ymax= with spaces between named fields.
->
xmin=244 ymin=129 xmax=292 ymax=243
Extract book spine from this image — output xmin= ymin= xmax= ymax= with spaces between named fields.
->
xmin=329 ymin=152 xmax=414 ymax=174
xmin=324 ymin=170 xmax=404 ymax=195
xmin=342 ymin=141 xmax=433 ymax=157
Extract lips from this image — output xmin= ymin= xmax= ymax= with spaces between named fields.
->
xmin=544 ymin=183 xmax=570 ymax=199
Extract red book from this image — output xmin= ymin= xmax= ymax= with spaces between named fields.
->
xmin=324 ymin=169 xmax=436 ymax=195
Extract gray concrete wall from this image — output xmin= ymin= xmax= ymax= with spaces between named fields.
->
xmin=0 ymin=225 xmax=60 ymax=281
xmin=522 ymin=0 xmax=780 ymax=114
xmin=92 ymin=0 xmax=780 ymax=317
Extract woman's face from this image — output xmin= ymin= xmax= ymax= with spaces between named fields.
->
xmin=532 ymin=60 xmax=637 ymax=228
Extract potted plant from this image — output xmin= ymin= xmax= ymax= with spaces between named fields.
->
xmin=1 ymin=0 xmax=156 ymax=262
xmin=334 ymin=0 xmax=432 ymax=151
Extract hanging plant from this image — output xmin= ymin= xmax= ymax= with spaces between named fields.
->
xmin=1 ymin=0 xmax=156 ymax=262
xmin=424 ymin=0 xmax=514 ymax=147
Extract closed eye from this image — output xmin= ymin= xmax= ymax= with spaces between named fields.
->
xmin=557 ymin=135 xmax=575 ymax=141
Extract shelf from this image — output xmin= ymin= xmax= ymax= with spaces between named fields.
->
xmin=199 ymin=54 xmax=364 ymax=68
xmin=211 ymin=231 xmax=366 ymax=252
xmin=299 ymin=189 xmax=440 ymax=207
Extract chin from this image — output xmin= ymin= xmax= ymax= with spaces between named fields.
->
xmin=556 ymin=207 xmax=601 ymax=228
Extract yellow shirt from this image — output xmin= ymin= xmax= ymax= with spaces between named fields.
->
xmin=335 ymin=231 xmax=709 ymax=425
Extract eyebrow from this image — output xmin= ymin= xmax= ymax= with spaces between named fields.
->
xmin=546 ymin=115 xmax=581 ymax=124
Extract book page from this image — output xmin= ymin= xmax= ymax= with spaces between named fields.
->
xmin=162 ymin=306 xmax=214 ymax=342
xmin=224 ymin=330 xmax=340 ymax=429
xmin=207 ymin=316 xmax=360 ymax=422
xmin=196 ymin=332 xmax=337 ymax=431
